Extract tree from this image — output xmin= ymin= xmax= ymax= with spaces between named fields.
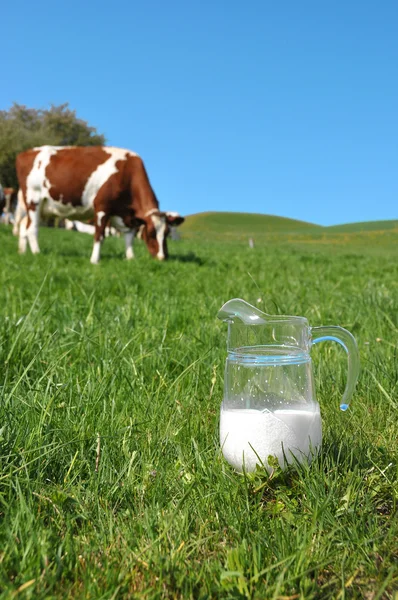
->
xmin=0 ymin=103 xmax=106 ymax=188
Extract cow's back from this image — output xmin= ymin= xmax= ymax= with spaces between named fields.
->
xmin=44 ymin=147 xmax=114 ymax=206
xmin=16 ymin=146 xmax=140 ymax=210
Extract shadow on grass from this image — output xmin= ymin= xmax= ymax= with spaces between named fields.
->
xmin=42 ymin=249 xmax=90 ymax=258
xmin=40 ymin=248 xmax=209 ymax=265
xmin=168 ymin=251 xmax=210 ymax=266
xmin=238 ymin=435 xmax=397 ymax=506
xmin=321 ymin=435 xmax=395 ymax=471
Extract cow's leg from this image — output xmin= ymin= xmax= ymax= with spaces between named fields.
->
xmin=109 ymin=216 xmax=134 ymax=258
xmin=21 ymin=185 xmax=41 ymax=254
xmin=90 ymin=211 xmax=109 ymax=264
xmin=26 ymin=205 xmax=40 ymax=254
xmin=125 ymin=230 xmax=135 ymax=259
xmin=4 ymin=192 xmax=11 ymax=225
xmin=13 ymin=190 xmax=25 ymax=236
xmin=18 ymin=215 xmax=29 ymax=253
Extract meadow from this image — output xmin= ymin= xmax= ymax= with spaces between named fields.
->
xmin=0 ymin=221 xmax=397 ymax=599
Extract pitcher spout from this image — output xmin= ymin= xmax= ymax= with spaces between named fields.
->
xmin=217 ymin=298 xmax=268 ymax=325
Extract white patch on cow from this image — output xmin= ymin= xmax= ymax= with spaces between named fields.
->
xmin=65 ymin=220 xmax=116 ymax=236
xmin=27 ymin=208 xmax=40 ymax=253
xmin=136 ymin=224 xmax=145 ymax=240
xmin=97 ymin=211 xmax=106 ymax=227
xmin=151 ymin=214 xmax=167 ymax=260
xmin=90 ymin=241 xmax=102 ymax=264
xmin=74 ymin=222 xmax=96 ymax=234
xmin=81 ymin=148 xmax=136 ymax=210
xmin=145 ymin=208 xmax=159 ymax=218
xmin=64 ymin=219 xmax=75 ymax=230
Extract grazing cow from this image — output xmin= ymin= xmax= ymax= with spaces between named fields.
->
xmin=16 ymin=146 xmax=184 ymax=263
xmin=0 ymin=186 xmax=17 ymax=224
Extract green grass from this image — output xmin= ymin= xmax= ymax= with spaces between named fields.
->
xmin=0 ymin=224 xmax=397 ymax=599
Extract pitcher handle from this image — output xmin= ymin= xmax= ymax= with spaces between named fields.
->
xmin=311 ymin=326 xmax=360 ymax=411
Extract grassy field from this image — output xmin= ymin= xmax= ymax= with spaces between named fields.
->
xmin=0 ymin=223 xmax=397 ymax=599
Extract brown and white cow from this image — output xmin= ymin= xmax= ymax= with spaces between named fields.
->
xmin=16 ymin=146 xmax=184 ymax=263
xmin=0 ymin=186 xmax=18 ymax=225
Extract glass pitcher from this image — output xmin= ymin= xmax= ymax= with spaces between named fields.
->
xmin=218 ymin=299 xmax=360 ymax=473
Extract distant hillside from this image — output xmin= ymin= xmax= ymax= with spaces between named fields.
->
xmin=180 ymin=212 xmax=398 ymax=240
xmin=326 ymin=220 xmax=398 ymax=233
xmin=180 ymin=212 xmax=322 ymax=239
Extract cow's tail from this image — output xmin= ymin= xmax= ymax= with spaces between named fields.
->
xmin=12 ymin=189 xmax=25 ymax=236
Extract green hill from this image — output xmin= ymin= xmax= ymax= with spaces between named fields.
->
xmin=180 ymin=212 xmax=398 ymax=241
xmin=180 ymin=212 xmax=322 ymax=239
xmin=326 ymin=220 xmax=398 ymax=233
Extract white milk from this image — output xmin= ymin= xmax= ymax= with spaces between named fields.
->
xmin=219 ymin=407 xmax=322 ymax=473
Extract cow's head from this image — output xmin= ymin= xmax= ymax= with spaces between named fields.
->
xmin=139 ymin=210 xmax=184 ymax=260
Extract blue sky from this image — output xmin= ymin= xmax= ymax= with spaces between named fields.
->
xmin=3 ymin=0 xmax=397 ymax=225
